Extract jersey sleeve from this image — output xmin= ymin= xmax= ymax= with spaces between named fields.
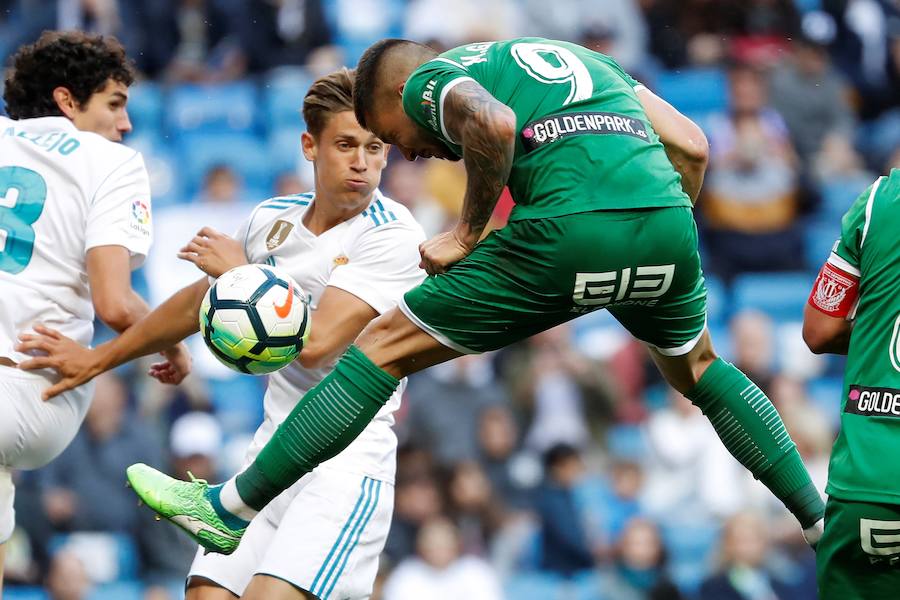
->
xmin=807 ymin=178 xmax=880 ymax=317
xmin=402 ymin=58 xmax=475 ymax=148
xmin=84 ymin=152 xmax=153 ymax=269
xmin=327 ymin=221 xmax=426 ymax=314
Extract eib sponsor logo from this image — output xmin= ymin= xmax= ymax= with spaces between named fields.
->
xmin=845 ymin=385 xmax=900 ymax=417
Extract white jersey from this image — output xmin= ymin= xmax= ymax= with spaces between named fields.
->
xmin=0 ymin=116 xmax=152 ymax=361
xmin=239 ymin=190 xmax=426 ymax=483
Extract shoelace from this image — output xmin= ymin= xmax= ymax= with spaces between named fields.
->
xmin=186 ymin=471 xmax=208 ymax=486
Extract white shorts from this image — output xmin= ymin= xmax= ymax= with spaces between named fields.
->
xmin=0 ymin=365 xmax=93 ymax=542
xmin=188 ymin=467 xmax=394 ymax=600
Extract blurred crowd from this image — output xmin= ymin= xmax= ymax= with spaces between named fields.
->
xmin=1 ymin=0 xmax=899 ymax=599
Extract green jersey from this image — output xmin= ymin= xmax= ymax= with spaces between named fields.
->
xmin=401 ymin=38 xmax=691 ymax=221
xmin=818 ymin=169 xmax=900 ymax=503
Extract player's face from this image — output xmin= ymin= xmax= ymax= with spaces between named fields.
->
xmin=303 ymin=110 xmax=388 ymax=205
xmin=71 ymin=79 xmax=132 ymax=142
xmin=367 ymin=98 xmax=459 ymax=162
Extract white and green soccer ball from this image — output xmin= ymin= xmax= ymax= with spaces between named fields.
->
xmin=199 ymin=264 xmax=310 ymax=375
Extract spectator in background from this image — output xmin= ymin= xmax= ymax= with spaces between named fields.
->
xmin=383 ymin=516 xmax=504 ymax=600
xmin=35 ymin=373 xmax=165 ymax=535
xmin=701 ymin=62 xmax=805 ymax=282
xmin=505 ymin=325 xmax=614 ymax=453
xmin=403 ymin=0 xmax=522 ymax=50
xmin=402 ymin=354 xmax=508 ymax=467
xmin=45 ymin=550 xmax=91 ymax=600
xmin=601 ymin=517 xmax=683 ymax=600
xmin=534 ymin=444 xmax=595 ymax=577
xmin=382 ymin=161 xmax=447 ymax=237
xmin=445 ymin=461 xmax=506 ymax=557
xmin=143 ymin=164 xmax=254 ymax=379
xmin=383 ymin=474 xmax=444 ymax=564
xmin=159 ymin=0 xmax=245 ymax=82
xmin=477 ymin=405 xmax=536 ymax=510
xmin=769 ymin=33 xmax=856 ymax=165
xmin=699 ymin=511 xmax=793 ymax=600
xmin=235 ymin=0 xmax=331 ymax=74
xmin=730 ymin=309 xmax=776 ymax=394
xmin=273 ymin=170 xmax=309 ymax=197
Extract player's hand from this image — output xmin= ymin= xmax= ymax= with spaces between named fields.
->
xmin=178 ymin=227 xmax=248 ymax=278
xmin=418 ymin=227 xmax=476 ymax=275
xmin=149 ymin=342 xmax=191 ymax=385
xmin=15 ymin=325 xmax=104 ymax=400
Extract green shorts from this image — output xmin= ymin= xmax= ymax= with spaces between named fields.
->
xmin=817 ymin=497 xmax=900 ymax=599
xmin=401 ymin=207 xmax=707 ymax=354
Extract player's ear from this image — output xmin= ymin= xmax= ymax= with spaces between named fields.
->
xmin=300 ymin=131 xmax=317 ymax=162
xmin=52 ymin=87 xmax=79 ymax=120
xmin=397 ymin=82 xmax=405 ymax=98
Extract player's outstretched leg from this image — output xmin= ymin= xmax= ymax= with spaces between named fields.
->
xmin=126 ymin=309 xmax=458 ymax=554
xmin=651 ymin=330 xmax=825 ymax=538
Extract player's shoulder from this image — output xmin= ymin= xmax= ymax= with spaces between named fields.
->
xmin=356 ymin=191 xmax=424 ymax=238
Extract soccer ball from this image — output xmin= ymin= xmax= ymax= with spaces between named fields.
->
xmin=199 ymin=264 xmax=310 ymax=374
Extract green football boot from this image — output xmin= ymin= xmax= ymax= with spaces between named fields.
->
xmin=126 ymin=463 xmax=246 ymax=555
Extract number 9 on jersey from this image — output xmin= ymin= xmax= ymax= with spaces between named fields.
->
xmin=200 ymin=264 xmax=311 ymax=375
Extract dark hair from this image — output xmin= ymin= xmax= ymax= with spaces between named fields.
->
xmin=302 ymin=67 xmax=355 ymax=138
xmin=354 ymin=38 xmax=436 ymax=130
xmin=3 ymin=30 xmax=135 ymax=119
xmin=543 ymin=443 xmax=580 ymax=470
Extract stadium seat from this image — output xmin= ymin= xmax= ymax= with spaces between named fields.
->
xmin=267 ymin=127 xmax=305 ymax=177
xmin=661 ymin=520 xmax=719 ymax=596
xmin=168 ymin=82 xmax=258 ymax=134
xmin=605 ymin=424 xmax=648 ymax=460
xmin=262 ymin=68 xmax=312 ymax=131
xmin=209 ymin=375 xmax=266 ymax=435
xmin=732 ymin=272 xmax=814 ymax=323
xmin=704 ymin=274 xmax=728 ymax=328
xmin=126 ymin=81 xmax=163 ymax=134
xmin=803 ymin=219 xmax=840 ymax=271
xmin=87 ymin=580 xmax=143 ymax=600
xmin=820 ymin=176 xmax=873 ymax=221
xmin=177 ymin=132 xmax=274 ymax=196
xmin=3 ymin=587 xmax=48 ymax=600
xmin=48 ymin=532 xmax=139 ymax=583
xmin=125 ymin=134 xmax=183 ymax=207
xmin=326 ymin=0 xmax=405 ymax=65
xmin=653 ymin=68 xmax=729 ymax=115
xmin=503 ymin=572 xmax=567 ymax=600
xmin=806 ymin=376 xmax=844 ymax=428
xmin=573 ymin=571 xmax=611 ymax=600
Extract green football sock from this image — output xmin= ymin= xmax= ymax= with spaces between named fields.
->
xmin=235 ymin=345 xmax=398 ymax=511
xmin=686 ymin=358 xmax=825 ymax=528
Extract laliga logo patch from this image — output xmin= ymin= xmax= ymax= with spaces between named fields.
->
xmin=266 ymin=220 xmax=294 ymax=251
xmin=131 ymin=200 xmax=150 ymax=225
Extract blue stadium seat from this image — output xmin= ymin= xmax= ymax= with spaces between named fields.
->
xmin=49 ymin=532 xmax=139 ymax=583
xmin=605 ymin=424 xmax=648 ymax=460
xmin=263 ymin=68 xmax=312 ymax=131
xmin=573 ymin=571 xmax=611 ymax=600
xmin=654 ymin=68 xmax=729 ymax=115
xmin=3 ymin=587 xmax=48 ymax=600
xmin=732 ymin=272 xmax=814 ymax=323
xmin=807 ymin=376 xmax=844 ymax=428
xmin=661 ymin=520 xmax=719 ymax=595
xmin=88 ymin=581 xmax=143 ymax=600
xmin=820 ymin=176 xmax=872 ymax=221
xmin=803 ymin=219 xmax=840 ymax=271
xmin=325 ymin=0 xmax=405 ymax=65
xmin=503 ymin=572 xmax=566 ymax=600
xmin=126 ymin=81 xmax=163 ymax=134
xmin=168 ymin=82 xmax=258 ymax=134
xmin=267 ymin=127 xmax=305 ymax=177
xmin=125 ymin=133 xmax=183 ymax=207
xmin=704 ymin=274 xmax=728 ymax=328
xmin=177 ymin=133 xmax=274 ymax=195
xmin=209 ymin=375 xmax=265 ymax=435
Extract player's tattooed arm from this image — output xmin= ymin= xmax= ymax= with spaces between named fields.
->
xmin=443 ymin=80 xmax=516 ymax=246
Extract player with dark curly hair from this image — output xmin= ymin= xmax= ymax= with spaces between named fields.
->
xmin=0 ymin=31 xmax=188 ymax=593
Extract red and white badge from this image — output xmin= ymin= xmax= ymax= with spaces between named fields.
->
xmin=808 ymin=260 xmax=859 ymax=318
